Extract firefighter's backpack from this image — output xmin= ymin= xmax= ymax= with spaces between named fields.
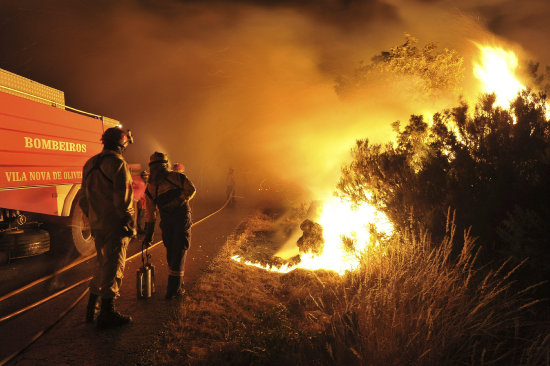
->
xmin=146 ymin=176 xmax=186 ymax=214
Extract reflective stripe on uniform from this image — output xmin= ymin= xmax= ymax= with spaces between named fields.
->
xmin=168 ymin=270 xmax=185 ymax=277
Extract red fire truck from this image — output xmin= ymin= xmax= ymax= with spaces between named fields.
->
xmin=0 ymin=68 xmax=136 ymax=262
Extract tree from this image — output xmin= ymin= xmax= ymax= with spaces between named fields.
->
xmin=335 ymin=35 xmax=465 ymax=99
xmin=523 ymin=60 xmax=550 ymax=97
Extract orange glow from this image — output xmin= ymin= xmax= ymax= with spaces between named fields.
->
xmin=233 ymin=195 xmax=393 ymax=275
xmin=473 ymin=44 xmax=525 ymax=108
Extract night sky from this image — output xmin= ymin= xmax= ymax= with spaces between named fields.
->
xmin=2 ymin=0 xmax=550 ymax=197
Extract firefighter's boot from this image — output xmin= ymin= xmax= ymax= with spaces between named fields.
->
xmin=85 ymin=293 xmax=100 ymax=323
xmin=165 ymin=275 xmax=184 ymax=300
xmin=96 ymin=298 xmax=132 ymax=329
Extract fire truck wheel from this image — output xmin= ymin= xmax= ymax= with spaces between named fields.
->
xmin=0 ymin=229 xmax=50 ymax=261
xmin=71 ymin=202 xmax=95 ymax=255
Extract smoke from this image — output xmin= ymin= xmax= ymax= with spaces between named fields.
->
xmin=2 ymin=0 xmax=549 ymax=201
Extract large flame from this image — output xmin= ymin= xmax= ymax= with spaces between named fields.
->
xmin=473 ymin=44 xmax=525 ymax=108
xmin=233 ymin=195 xmax=393 ymax=275
xmin=299 ymin=196 xmax=394 ymax=274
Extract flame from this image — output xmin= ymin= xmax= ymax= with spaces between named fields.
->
xmin=233 ymin=195 xmax=393 ymax=275
xmin=473 ymin=44 xmax=525 ymax=108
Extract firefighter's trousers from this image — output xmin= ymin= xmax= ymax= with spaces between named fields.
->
xmin=160 ymin=207 xmax=191 ymax=291
xmin=90 ymin=229 xmax=130 ymax=298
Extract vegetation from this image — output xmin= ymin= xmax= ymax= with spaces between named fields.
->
xmin=337 ymin=91 xmax=550 ymax=289
xmin=524 ymin=60 xmax=550 ymax=97
xmin=335 ymin=35 xmax=464 ymax=99
xmin=139 ymin=207 xmax=549 ymax=365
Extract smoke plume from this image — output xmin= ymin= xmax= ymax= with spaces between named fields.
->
xmin=1 ymin=0 xmax=549 ymax=200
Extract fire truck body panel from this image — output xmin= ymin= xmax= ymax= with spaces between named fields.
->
xmin=0 ymin=68 xmax=127 ymax=258
xmin=0 ymin=91 xmax=105 ymax=216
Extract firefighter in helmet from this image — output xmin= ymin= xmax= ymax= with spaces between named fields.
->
xmin=142 ymin=152 xmax=196 ymax=299
xmin=79 ymin=126 xmax=135 ymax=329
xmin=226 ymin=167 xmax=235 ymax=206
xmin=133 ymin=170 xmax=149 ymax=234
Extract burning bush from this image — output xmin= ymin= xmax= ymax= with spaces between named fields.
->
xmin=296 ymin=219 xmax=324 ymax=255
xmin=338 ymin=91 xmax=550 ymax=289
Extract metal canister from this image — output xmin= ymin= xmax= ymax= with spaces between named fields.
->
xmin=137 ymin=264 xmax=154 ymax=299
xmin=149 ymin=263 xmax=156 ymax=294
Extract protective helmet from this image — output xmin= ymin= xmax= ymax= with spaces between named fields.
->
xmin=140 ymin=170 xmax=150 ymax=179
xmin=149 ymin=152 xmax=169 ymax=166
xmin=172 ymin=162 xmax=185 ymax=172
xmin=101 ymin=127 xmax=133 ymax=149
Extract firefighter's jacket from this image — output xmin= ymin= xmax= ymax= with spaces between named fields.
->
xmin=79 ymin=149 xmax=135 ymax=232
xmin=144 ymin=171 xmax=196 ymax=223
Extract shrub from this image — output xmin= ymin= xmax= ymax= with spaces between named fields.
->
xmin=337 ymin=91 xmax=550 ymax=289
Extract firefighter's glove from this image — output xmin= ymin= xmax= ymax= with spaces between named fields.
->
xmin=142 ymin=222 xmax=155 ymax=248
xmin=122 ymin=224 xmax=137 ymax=239
xmin=121 ymin=215 xmax=137 ymax=239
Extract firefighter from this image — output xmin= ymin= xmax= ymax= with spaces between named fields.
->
xmin=133 ymin=170 xmax=149 ymax=234
xmin=79 ymin=127 xmax=135 ymax=329
xmin=140 ymin=170 xmax=150 ymax=183
xmin=226 ymin=167 xmax=235 ymax=206
xmin=142 ymin=152 xmax=196 ymax=299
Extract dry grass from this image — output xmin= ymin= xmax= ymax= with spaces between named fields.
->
xmin=139 ymin=207 xmax=550 ymax=366
xmin=321 ymin=222 xmax=549 ymax=366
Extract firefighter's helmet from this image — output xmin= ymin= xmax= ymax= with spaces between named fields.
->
xmin=149 ymin=152 xmax=169 ymax=166
xmin=172 ymin=162 xmax=185 ymax=172
xmin=101 ymin=127 xmax=133 ymax=149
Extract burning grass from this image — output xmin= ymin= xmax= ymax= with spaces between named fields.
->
xmin=138 ymin=206 xmax=549 ymax=366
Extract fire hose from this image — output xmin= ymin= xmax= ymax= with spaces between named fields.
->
xmin=0 ymin=191 xmax=234 ymax=366
xmin=0 ymin=288 xmax=89 ymax=366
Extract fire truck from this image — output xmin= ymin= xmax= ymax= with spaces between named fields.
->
xmin=0 ymin=67 xmax=136 ymax=262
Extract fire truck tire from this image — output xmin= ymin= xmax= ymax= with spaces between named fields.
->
xmin=0 ymin=229 xmax=50 ymax=260
xmin=0 ymin=231 xmax=18 ymax=264
xmin=0 ymin=251 xmax=7 ymax=265
xmin=0 ymin=230 xmax=18 ymax=248
xmin=71 ymin=202 xmax=95 ymax=256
